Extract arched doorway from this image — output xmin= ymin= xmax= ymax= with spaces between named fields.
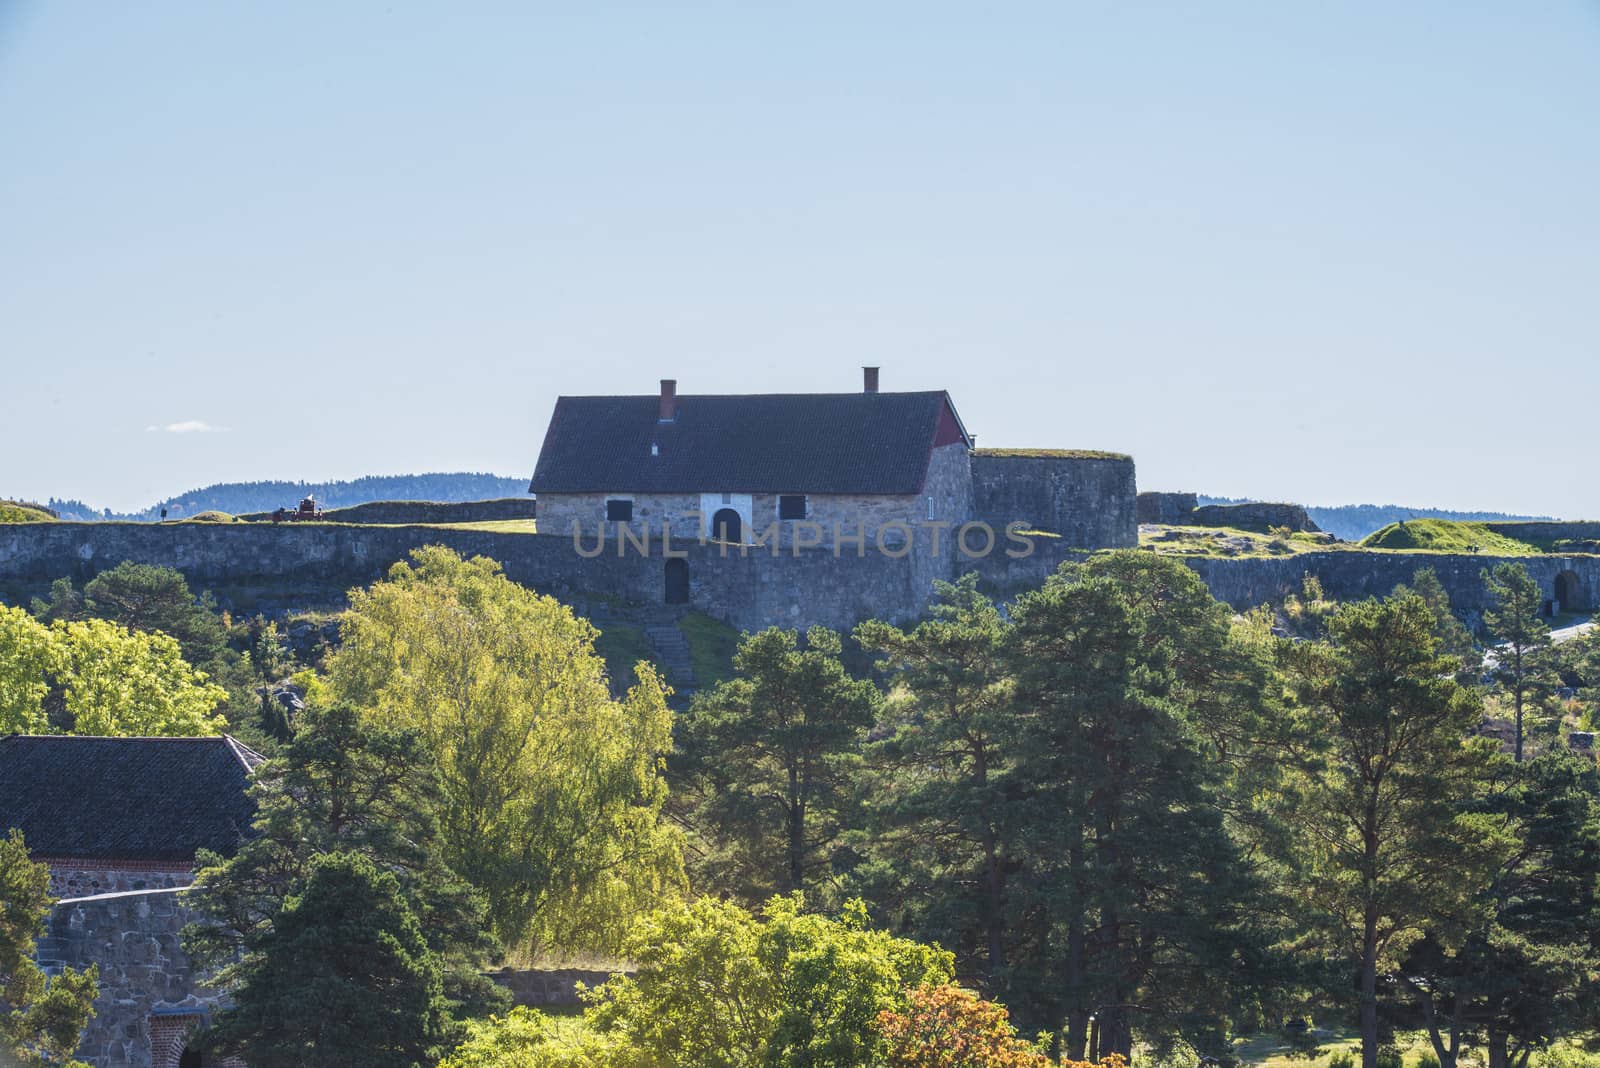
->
xmin=179 ymin=1047 xmax=202 ymax=1068
xmin=1555 ymin=570 xmax=1583 ymax=614
xmin=664 ymin=558 xmax=689 ymax=605
xmin=712 ymin=508 xmax=742 ymax=544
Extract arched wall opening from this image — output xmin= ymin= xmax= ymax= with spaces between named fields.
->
xmin=1555 ymin=570 xmax=1586 ymax=614
xmin=711 ymin=508 xmax=742 ymax=544
xmin=664 ymin=558 xmax=689 ymax=605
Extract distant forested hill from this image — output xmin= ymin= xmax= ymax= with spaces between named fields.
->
xmin=49 ymin=473 xmax=529 ymax=521
xmin=1198 ymin=496 xmax=1553 ymax=542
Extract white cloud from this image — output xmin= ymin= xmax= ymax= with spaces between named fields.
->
xmin=145 ymin=420 xmax=227 ymax=434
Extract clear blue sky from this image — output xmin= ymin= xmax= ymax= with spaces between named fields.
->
xmin=3 ymin=2 xmax=1596 ymax=515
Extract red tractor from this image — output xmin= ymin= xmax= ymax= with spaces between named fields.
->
xmin=272 ymin=496 xmax=325 ymax=523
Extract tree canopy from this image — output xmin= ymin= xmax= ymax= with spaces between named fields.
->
xmin=202 ymin=851 xmax=453 ymax=1068
xmin=0 ymin=831 xmax=98 ymax=1068
xmin=676 ymin=625 xmax=880 ymax=903
xmin=325 ymin=546 xmax=682 ymax=951
xmin=0 ymin=603 xmax=226 ymax=736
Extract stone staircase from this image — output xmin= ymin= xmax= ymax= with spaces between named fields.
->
xmin=576 ymin=599 xmax=698 ymax=709
xmin=640 ymin=609 xmax=697 ymax=708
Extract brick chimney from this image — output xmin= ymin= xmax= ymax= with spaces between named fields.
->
xmin=658 ymin=379 xmax=677 ymax=422
xmin=863 ymin=366 xmax=880 ymax=393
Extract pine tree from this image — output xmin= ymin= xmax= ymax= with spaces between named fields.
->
xmin=0 ymin=831 xmax=98 ymax=1068
xmin=1400 ymin=567 xmax=1480 ymax=679
xmin=1397 ymin=750 xmax=1600 ymax=1068
xmin=1001 ymin=553 xmax=1274 ymax=1058
xmin=183 ymin=704 xmax=505 ymax=1020
xmin=855 ymin=574 xmax=1014 ymax=986
xmin=80 ymin=561 xmax=229 ymax=671
xmin=1271 ymin=592 xmax=1507 ymax=1068
xmin=203 ymin=852 xmax=452 ymax=1068
xmin=677 ymin=626 xmax=880 ymax=901
xmin=1483 ymin=563 xmax=1556 ymax=762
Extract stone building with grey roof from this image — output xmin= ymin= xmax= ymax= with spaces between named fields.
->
xmin=0 ymin=734 xmax=261 ymax=1068
xmin=531 ymin=368 xmax=1138 ymax=607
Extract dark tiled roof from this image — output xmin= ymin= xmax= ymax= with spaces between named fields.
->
xmin=531 ymin=391 xmax=966 ymax=495
xmin=0 ymin=735 xmax=261 ymax=863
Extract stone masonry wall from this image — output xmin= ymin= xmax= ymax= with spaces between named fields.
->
xmin=1185 ymin=551 xmax=1600 ymax=616
xmin=970 ymin=452 xmax=1138 ymax=549
xmin=3 ymin=522 xmax=1595 ymax=640
xmin=1484 ymin=521 xmax=1600 ymax=545
xmin=40 ymin=888 xmax=227 ymax=1068
xmin=485 ymin=968 xmax=618 ymax=1009
xmin=1190 ymin=502 xmax=1320 ymax=534
xmin=42 ymin=860 xmax=193 ymax=899
xmin=1136 ymin=491 xmax=1199 ymax=525
xmin=310 ymin=497 xmax=535 ymax=525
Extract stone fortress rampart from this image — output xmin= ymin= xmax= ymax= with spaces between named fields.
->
xmin=239 ymin=497 xmax=536 ymax=525
xmin=3 ymin=515 xmax=1595 ymax=633
xmin=970 ymin=451 xmax=1138 ymax=549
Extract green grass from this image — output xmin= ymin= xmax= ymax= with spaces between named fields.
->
xmin=592 ymin=622 xmax=657 ymax=687
xmin=1142 ymin=525 xmax=1338 ymax=559
xmin=1361 ymin=519 xmax=1542 ymax=555
xmin=186 ymin=510 xmax=237 ymax=523
xmin=972 ymin=447 xmax=1132 ymax=461
xmin=421 ymin=519 xmax=539 ymax=534
xmin=1234 ymin=1027 xmax=1445 ymax=1068
xmin=679 ymin=612 xmax=740 ymax=689
xmin=0 ymin=501 xmax=55 ymax=523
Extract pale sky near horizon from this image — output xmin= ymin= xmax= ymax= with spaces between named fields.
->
xmin=2 ymin=3 xmax=1596 ymax=515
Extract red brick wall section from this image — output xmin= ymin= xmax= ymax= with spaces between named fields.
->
xmin=150 ymin=1014 xmax=244 ymax=1068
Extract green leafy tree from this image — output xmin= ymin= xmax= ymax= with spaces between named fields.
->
xmin=1002 ymin=553 xmax=1276 ymax=1058
xmin=677 ymin=626 xmax=881 ymax=902
xmin=48 ymin=618 xmax=227 ymax=735
xmin=876 ymin=983 xmax=1058 ymax=1068
xmin=0 ymin=831 xmax=99 ymax=1068
xmin=597 ymin=895 xmax=950 ymax=1067
xmin=203 ymin=851 xmax=452 ymax=1068
xmin=80 ymin=561 xmax=229 ymax=670
xmin=443 ymin=894 xmax=952 ymax=1068
xmin=325 ymin=546 xmax=682 ymax=951
xmin=184 ymin=704 xmax=505 ymax=1019
xmin=1397 ymin=750 xmax=1600 ymax=1068
xmin=1483 ymin=563 xmax=1557 ymax=763
xmin=0 ymin=605 xmax=225 ymax=736
xmin=854 ymin=573 xmax=1014 ymax=986
xmin=1270 ymin=592 xmax=1507 ymax=1068
xmin=0 ymin=606 xmax=56 ymax=734
xmin=441 ymin=1008 xmax=620 ymax=1068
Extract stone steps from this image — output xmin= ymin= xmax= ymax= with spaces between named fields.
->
xmin=642 ymin=622 xmax=696 ymax=708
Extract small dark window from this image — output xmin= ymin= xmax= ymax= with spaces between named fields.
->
xmin=606 ymin=499 xmax=633 ymax=522
xmin=778 ymin=495 xmax=807 ymax=520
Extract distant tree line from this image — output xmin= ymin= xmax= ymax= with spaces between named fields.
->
xmin=47 ymin=472 xmax=529 ymax=521
xmin=1198 ymin=497 xmax=1553 ymax=542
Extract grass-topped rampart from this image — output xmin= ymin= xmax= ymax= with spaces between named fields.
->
xmin=1360 ymin=519 xmax=1544 ymax=555
xmin=0 ymin=501 xmax=56 ymax=523
xmin=971 ymin=447 xmax=1132 ymax=462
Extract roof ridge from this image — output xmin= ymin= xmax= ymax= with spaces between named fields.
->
xmin=1 ymin=733 xmax=233 ymax=742
xmin=222 ymin=734 xmax=267 ymax=770
xmin=555 ymin=390 xmax=948 ymax=400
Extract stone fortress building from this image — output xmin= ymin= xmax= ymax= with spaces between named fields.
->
xmin=531 ymin=367 xmax=1137 ymax=581
xmin=0 ymin=735 xmax=261 ymax=1068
